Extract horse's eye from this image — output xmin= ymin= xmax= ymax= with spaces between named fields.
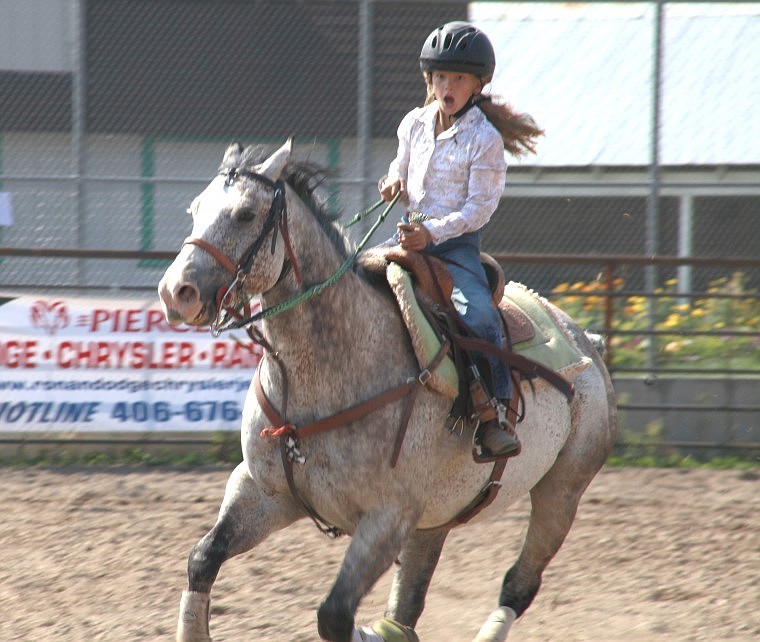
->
xmin=234 ymin=208 xmax=256 ymax=223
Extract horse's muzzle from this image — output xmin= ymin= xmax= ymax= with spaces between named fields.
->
xmin=158 ymin=269 xmax=208 ymax=326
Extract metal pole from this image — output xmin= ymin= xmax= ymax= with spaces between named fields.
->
xmin=602 ymin=261 xmax=617 ymax=367
xmin=677 ymin=194 xmax=693 ymax=301
xmin=71 ymin=0 xmax=87 ymax=284
xmin=645 ymin=0 xmax=664 ymax=370
xmin=357 ymin=0 xmax=373 ymax=232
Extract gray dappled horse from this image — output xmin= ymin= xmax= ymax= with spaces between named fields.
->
xmin=158 ymin=141 xmax=617 ymax=642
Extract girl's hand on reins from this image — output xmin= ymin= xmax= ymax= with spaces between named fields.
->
xmin=379 ymin=176 xmax=407 ymax=204
xmin=397 ymin=222 xmax=432 ymax=251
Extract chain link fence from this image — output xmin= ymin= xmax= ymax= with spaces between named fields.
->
xmin=1 ymin=0 xmax=758 ymax=295
xmin=1 ymin=0 xmax=759 ymax=453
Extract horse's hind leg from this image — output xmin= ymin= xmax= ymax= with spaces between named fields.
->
xmin=385 ymin=528 xmax=449 ymax=627
xmin=317 ymin=505 xmax=421 ymax=642
xmin=474 ymin=454 xmax=606 ymax=642
xmin=177 ymin=462 xmax=299 ymax=642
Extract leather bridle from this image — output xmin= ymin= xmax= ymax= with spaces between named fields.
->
xmin=182 ymin=167 xmax=302 ymax=335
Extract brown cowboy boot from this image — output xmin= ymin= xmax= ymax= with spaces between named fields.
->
xmin=468 ymin=368 xmax=521 ymax=462
xmin=478 ymin=414 xmax=521 ymax=460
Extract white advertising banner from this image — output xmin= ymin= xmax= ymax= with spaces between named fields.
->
xmin=0 ymin=293 xmax=262 ymax=431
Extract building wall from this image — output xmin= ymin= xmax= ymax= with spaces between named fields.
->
xmin=1 ymin=1 xmax=758 ymax=296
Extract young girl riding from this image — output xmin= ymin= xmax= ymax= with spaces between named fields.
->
xmin=378 ymin=21 xmax=543 ymax=461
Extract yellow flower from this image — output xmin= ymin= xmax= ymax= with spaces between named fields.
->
xmin=663 ymin=339 xmax=692 ymax=353
xmin=662 ymin=314 xmax=681 ymax=329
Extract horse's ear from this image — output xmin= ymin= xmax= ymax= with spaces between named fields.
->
xmin=258 ymin=138 xmax=293 ymax=181
xmin=222 ymin=142 xmax=243 ymax=167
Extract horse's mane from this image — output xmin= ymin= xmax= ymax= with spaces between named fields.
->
xmin=224 ymin=144 xmax=351 ymax=261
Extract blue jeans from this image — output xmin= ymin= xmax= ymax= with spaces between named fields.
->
xmin=427 ymin=231 xmax=511 ymax=400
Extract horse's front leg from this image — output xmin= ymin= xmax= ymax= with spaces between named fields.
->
xmin=177 ymin=461 xmax=300 ymax=642
xmin=317 ymin=504 xmax=422 ymax=642
xmin=385 ymin=528 xmax=449 ymax=627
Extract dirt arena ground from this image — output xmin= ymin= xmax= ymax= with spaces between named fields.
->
xmin=0 ymin=465 xmax=757 ymax=641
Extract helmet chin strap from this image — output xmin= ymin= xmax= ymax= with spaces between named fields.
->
xmin=453 ymin=94 xmax=478 ymax=119
xmin=452 ymin=84 xmax=491 ymax=120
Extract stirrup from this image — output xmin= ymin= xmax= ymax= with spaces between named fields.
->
xmin=471 ymin=406 xmax=521 ymax=464
xmin=472 ymin=434 xmax=521 ymax=463
xmin=473 ymin=440 xmax=522 ymax=464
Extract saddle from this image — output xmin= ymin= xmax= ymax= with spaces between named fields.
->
xmin=361 ymin=247 xmax=534 ymax=343
xmin=358 ymin=247 xmax=586 ymax=402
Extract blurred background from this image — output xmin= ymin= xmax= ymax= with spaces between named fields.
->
xmin=1 ymin=1 xmax=759 ymax=455
xmin=1 ymin=0 xmax=757 ymax=292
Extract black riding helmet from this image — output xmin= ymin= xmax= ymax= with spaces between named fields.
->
xmin=419 ymin=21 xmax=496 ymax=80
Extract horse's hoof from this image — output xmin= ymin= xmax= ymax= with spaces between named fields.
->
xmin=177 ymin=590 xmax=212 ymax=642
xmin=370 ymin=617 xmax=420 ymax=642
xmin=473 ymin=606 xmax=517 ymax=642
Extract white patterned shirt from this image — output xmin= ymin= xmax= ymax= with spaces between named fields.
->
xmin=386 ymin=101 xmax=507 ymax=245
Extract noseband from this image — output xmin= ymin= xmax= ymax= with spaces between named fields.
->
xmin=182 ymin=167 xmax=302 ymax=335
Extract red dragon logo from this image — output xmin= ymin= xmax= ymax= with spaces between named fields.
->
xmin=29 ymin=300 xmax=70 ymax=336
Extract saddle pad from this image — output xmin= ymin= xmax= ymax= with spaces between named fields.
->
xmin=388 ymin=267 xmax=588 ymax=400
xmin=502 ymin=282 xmax=585 ymax=372
xmin=387 ymin=263 xmax=460 ymax=398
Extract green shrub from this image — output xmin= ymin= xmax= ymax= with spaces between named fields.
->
xmin=549 ymin=272 xmax=760 ymax=371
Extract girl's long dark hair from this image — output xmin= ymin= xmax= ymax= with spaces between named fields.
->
xmin=423 ymin=74 xmax=544 ymax=157
xmin=474 ymin=95 xmax=544 ymax=157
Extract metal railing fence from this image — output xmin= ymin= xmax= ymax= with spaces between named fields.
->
xmin=2 ymin=246 xmax=759 ymax=454
xmin=4 ymin=245 xmax=758 ymax=373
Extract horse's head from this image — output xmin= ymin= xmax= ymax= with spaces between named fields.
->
xmin=158 ymin=140 xmax=293 ymax=327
